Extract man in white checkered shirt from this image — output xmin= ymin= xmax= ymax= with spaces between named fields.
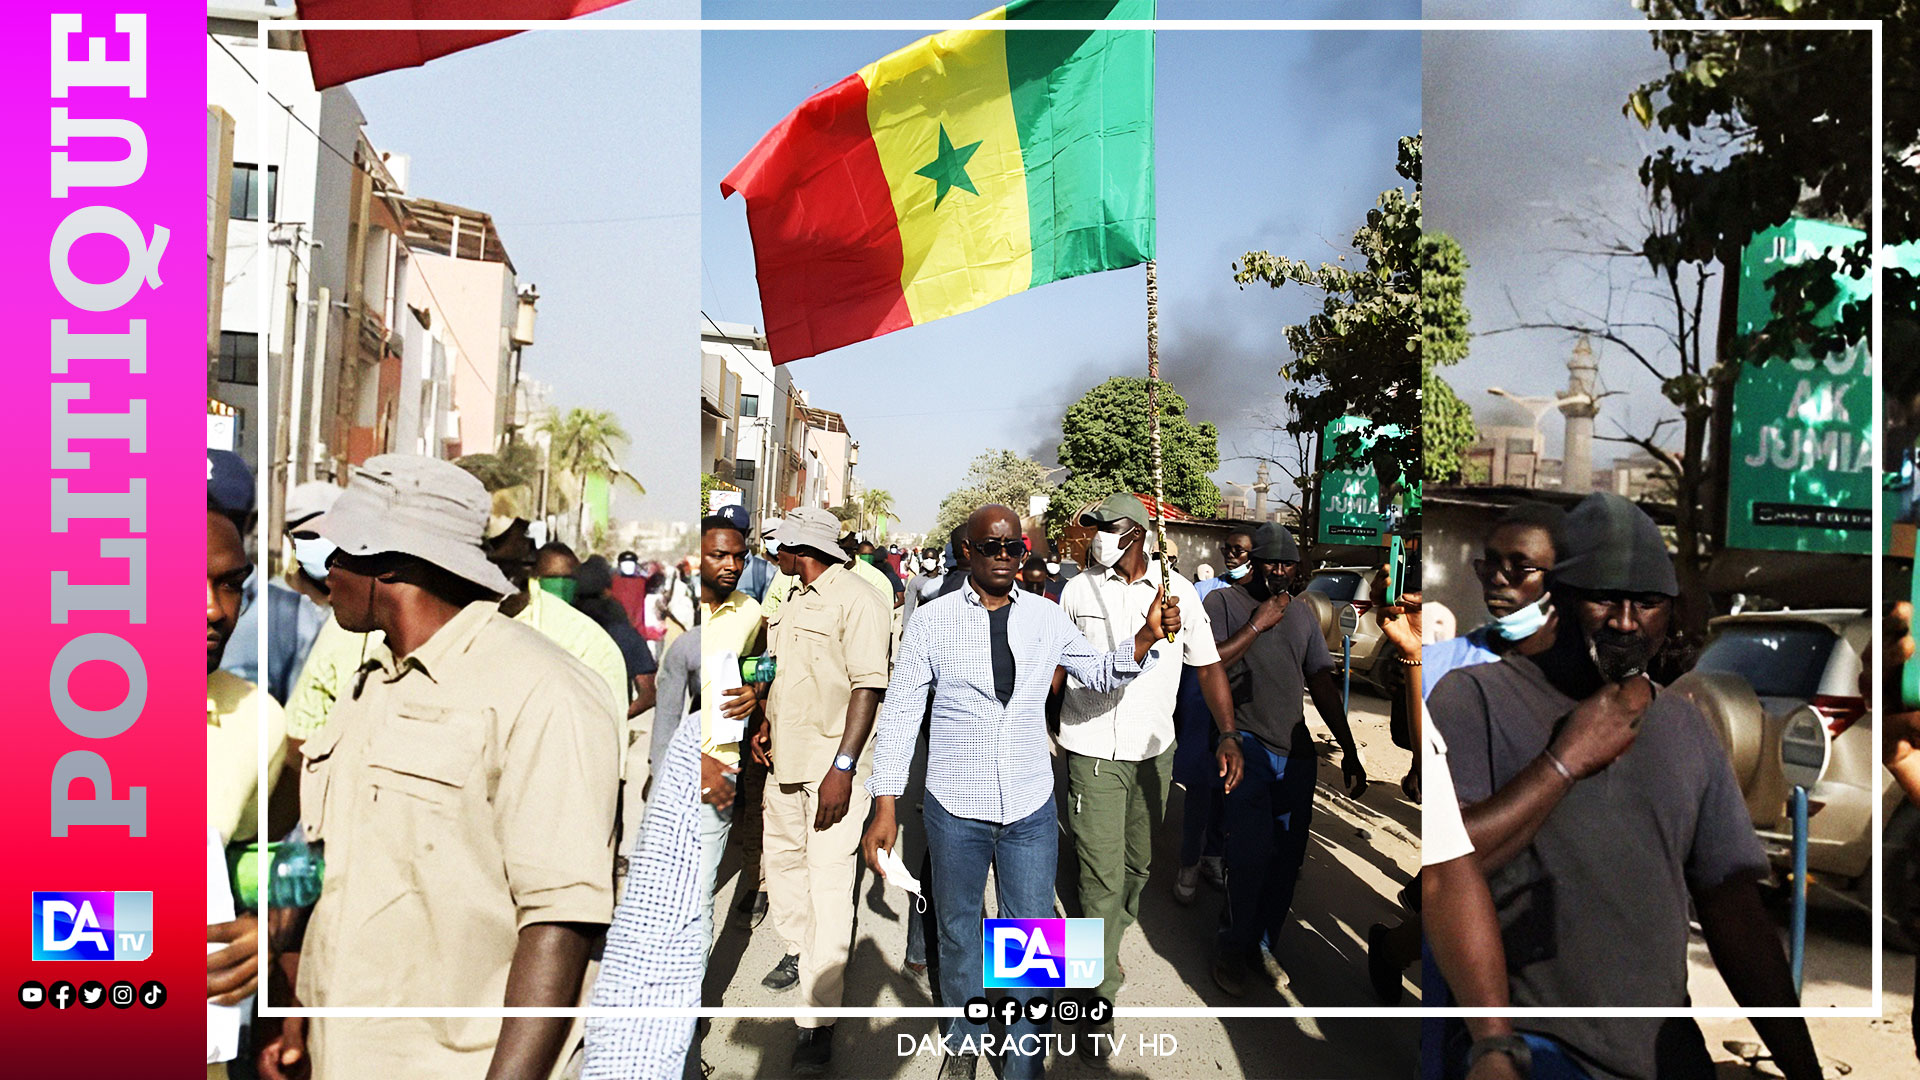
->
xmin=861 ymin=505 xmax=1179 ymax=1080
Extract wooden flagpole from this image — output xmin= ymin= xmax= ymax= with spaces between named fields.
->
xmin=1146 ymin=259 xmax=1173 ymax=641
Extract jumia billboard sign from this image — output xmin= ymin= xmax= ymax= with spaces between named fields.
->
xmin=1725 ymin=218 xmax=1917 ymax=554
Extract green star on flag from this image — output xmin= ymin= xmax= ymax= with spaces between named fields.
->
xmin=915 ymin=123 xmax=982 ymax=207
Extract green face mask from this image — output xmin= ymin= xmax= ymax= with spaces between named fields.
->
xmin=535 ymin=577 xmax=578 ymax=604
xmin=859 ymin=553 xmax=877 ymax=564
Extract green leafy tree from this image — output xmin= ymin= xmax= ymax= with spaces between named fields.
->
xmin=861 ymin=488 xmax=897 ymax=534
xmin=1630 ymin=2 xmax=1908 ymax=368
xmin=1421 ymin=232 xmax=1476 ymax=482
xmin=701 ymin=471 xmax=735 ymax=513
xmin=454 ymin=453 xmax=525 ymax=493
xmin=1609 ymin=1 xmax=1898 ymax=631
xmin=1234 ymin=133 xmax=1423 ymax=491
xmin=935 ymin=450 xmax=1059 ymax=543
xmin=1047 ymin=377 xmax=1219 ymax=536
xmin=543 ymin=407 xmax=640 ymax=545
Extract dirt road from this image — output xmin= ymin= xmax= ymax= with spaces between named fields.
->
xmin=701 ymin=691 xmax=1422 ymax=1079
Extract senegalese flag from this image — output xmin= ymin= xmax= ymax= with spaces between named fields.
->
xmin=721 ymin=0 xmax=1155 ymax=364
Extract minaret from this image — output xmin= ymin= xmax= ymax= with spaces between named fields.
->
xmin=1253 ymin=461 xmax=1270 ymax=520
xmin=1559 ymin=335 xmax=1598 ymax=494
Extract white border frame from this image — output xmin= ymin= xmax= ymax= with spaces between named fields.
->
xmin=251 ymin=14 xmax=1886 ymax=1023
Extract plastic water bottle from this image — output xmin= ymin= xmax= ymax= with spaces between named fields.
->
xmin=741 ymin=654 xmax=778 ymax=685
xmin=268 ymin=828 xmax=326 ymax=909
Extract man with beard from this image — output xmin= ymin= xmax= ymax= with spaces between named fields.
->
xmin=207 ymin=458 xmax=283 ymax=1079
xmin=699 ymin=512 xmax=763 ymax=951
xmin=1202 ymin=523 xmax=1367 ymax=996
xmin=1424 ymin=503 xmax=1564 ymax=697
xmin=1427 ymin=492 xmax=1819 ymax=1080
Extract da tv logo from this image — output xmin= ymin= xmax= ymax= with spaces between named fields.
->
xmin=982 ymin=918 xmax=1102 ymax=989
xmin=32 ymin=892 xmax=152 ymax=961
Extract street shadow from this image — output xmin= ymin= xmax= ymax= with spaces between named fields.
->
xmin=704 ymin=836 xmax=753 ymax=1003
xmin=699 ymin=1014 xmax=889 ymax=1080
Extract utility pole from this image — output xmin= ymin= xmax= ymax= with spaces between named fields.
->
xmin=268 ymin=224 xmax=302 ymax=573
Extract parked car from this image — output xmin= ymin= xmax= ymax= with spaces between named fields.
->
xmin=1668 ymin=609 xmax=1903 ymax=928
xmin=1302 ymin=566 xmax=1396 ymax=694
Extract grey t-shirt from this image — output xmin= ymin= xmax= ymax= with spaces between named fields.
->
xmin=1428 ymin=654 xmax=1769 ymax=1080
xmin=647 ymin=626 xmax=698 ymax=782
xmin=1204 ymin=586 xmax=1334 ymax=754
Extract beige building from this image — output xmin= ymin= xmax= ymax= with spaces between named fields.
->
xmin=1462 ymin=396 xmax=1552 ymax=488
xmin=799 ymin=403 xmax=857 ymax=511
xmin=399 ymin=198 xmax=534 ymax=460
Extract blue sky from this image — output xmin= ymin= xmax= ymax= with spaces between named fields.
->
xmin=703 ymin=8 xmax=1421 ymax=532
xmin=343 ymin=1 xmax=700 ymax=525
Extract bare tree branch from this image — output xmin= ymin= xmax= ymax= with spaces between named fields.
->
xmin=1477 ymin=322 xmax=1667 ymax=385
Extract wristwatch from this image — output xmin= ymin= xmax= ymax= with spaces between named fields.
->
xmin=1466 ymin=1034 xmax=1532 ymax=1078
xmin=832 ymin=753 xmax=856 ymax=773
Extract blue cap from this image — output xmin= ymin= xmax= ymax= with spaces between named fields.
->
xmin=207 ymin=450 xmax=254 ymax=517
xmin=713 ymin=503 xmax=751 ymax=533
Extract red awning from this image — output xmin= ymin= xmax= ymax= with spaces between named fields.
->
xmin=296 ymin=0 xmax=623 ymax=90
xmin=1132 ymin=493 xmax=1193 ymax=522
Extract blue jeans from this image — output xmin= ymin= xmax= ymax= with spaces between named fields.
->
xmin=1519 ymin=1036 xmax=1597 ymax=1080
xmin=698 ymin=787 xmax=733 ymax=956
xmin=923 ymin=792 xmax=1055 ymax=1080
xmin=1220 ymin=729 xmax=1317 ymax=958
xmin=1179 ymin=785 xmax=1225 ymax=867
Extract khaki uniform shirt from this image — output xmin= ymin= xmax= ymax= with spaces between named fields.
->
xmin=297 ymin=601 xmax=620 ymax=1079
xmin=764 ymin=562 xmax=890 ymax=786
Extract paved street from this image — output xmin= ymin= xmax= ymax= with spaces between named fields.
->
xmin=701 ymin=689 xmax=1421 ymax=1079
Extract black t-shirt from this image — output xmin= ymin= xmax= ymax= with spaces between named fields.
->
xmin=1428 ymin=654 xmax=1768 ymax=1080
xmin=1202 ymin=584 xmax=1335 ymax=755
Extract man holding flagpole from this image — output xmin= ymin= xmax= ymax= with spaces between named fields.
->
xmin=864 ymin=505 xmax=1177 ymax=1080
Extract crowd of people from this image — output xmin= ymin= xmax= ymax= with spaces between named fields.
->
xmin=699 ymin=494 xmax=1389 ymax=1078
xmin=1416 ymin=493 xmax=1825 ymax=1080
xmin=206 ymin=451 xmax=703 ymax=1080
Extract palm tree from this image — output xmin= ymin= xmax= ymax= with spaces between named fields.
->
xmin=861 ymin=488 xmax=897 ymax=536
xmin=540 ymin=407 xmax=641 ymax=547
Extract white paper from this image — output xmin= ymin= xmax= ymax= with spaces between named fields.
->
xmin=709 ymin=649 xmax=747 ymax=746
xmin=207 ymin=826 xmax=242 ymax=1065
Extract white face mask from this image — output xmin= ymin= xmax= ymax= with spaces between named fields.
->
xmin=921 ymin=557 xmax=937 ymax=572
xmin=292 ymin=535 xmax=335 ymax=582
xmin=1089 ymin=530 xmax=1130 ymax=568
xmin=1490 ymin=596 xmax=1551 ymax=641
xmin=1045 ymin=562 xmax=1061 ymax=576
xmin=1224 ymin=562 xmax=1250 ymax=580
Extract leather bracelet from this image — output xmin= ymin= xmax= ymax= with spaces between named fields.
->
xmin=1542 ymin=748 xmax=1577 ymax=785
xmin=1466 ymin=1034 xmax=1532 ymax=1078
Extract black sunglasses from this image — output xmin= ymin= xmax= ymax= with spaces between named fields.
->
xmin=968 ymin=538 xmax=1030 ymax=559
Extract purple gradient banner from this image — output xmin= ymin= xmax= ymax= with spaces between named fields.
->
xmin=0 ymin=5 xmax=205 ymax=1074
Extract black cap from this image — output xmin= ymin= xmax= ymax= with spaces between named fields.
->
xmin=1249 ymin=523 xmax=1300 ymax=562
xmin=1551 ymin=493 xmax=1678 ymax=596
